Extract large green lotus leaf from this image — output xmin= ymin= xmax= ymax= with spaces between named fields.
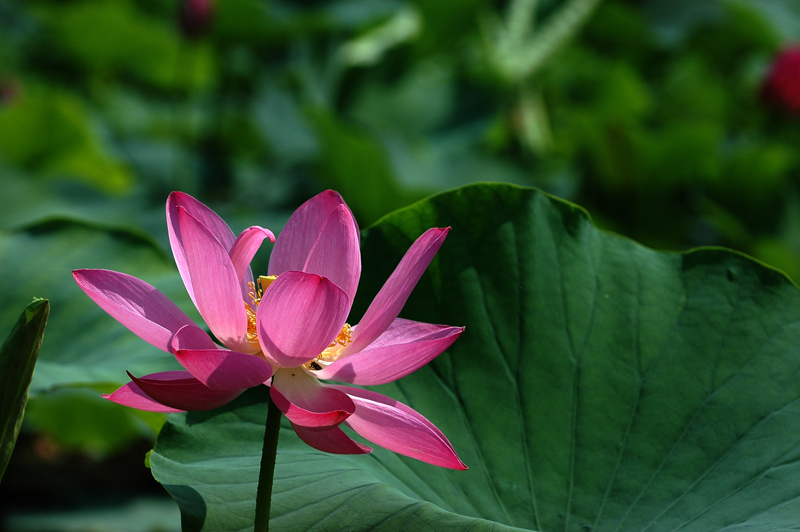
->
xmin=0 ymin=218 xmax=193 ymax=395
xmin=151 ymin=183 xmax=800 ymax=531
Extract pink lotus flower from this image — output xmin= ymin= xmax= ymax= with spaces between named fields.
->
xmin=74 ymin=191 xmax=466 ymax=469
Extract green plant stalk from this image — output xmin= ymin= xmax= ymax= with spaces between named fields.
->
xmin=510 ymin=0 xmax=603 ymax=81
xmin=506 ymin=0 xmax=538 ymax=44
xmin=253 ymin=393 xmax=282 ymax=532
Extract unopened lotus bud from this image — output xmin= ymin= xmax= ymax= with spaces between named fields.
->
xmin=761 ymin=46 xmax=800 ymax=115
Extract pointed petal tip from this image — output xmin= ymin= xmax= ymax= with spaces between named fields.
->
xmin=319 ymin=189 xmax=345 ymax=203
xmin=103 ymin=378 xmax=186 ymax=413
xmin=259 ymin=226 xmax=277 ymax=243
xmin=128 ymin=370 xmax=243 ymax=411
xmin=338 ymin=386 xmax=466 ymax=469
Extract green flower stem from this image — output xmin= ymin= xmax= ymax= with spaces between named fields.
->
xmin=254 ymin=392 xmax=282 ymax=532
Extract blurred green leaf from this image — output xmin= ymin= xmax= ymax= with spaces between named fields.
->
xmin=348 ymin=59 xmax=456 ymax=134
xmin=151 ymin=183 xmax=800 ymax=531
xmin=253 ymin=84 xmax=317 ymax=165
xmin=337 ymin=5 xmax=421 ymax=67
xmin=658 ymin=55 xmax=728 ymax=123
xmin=0 ymin=298 xmax=49 ymax=480
xmin=723 ymin=0 xmax=781 ymax=51
xmin=746 ymin=0 xmax=800 ymax=42
xmin=24 ymin=388 xmax=165 ymax=457
xmin=0 ymin=219 xmax=192 ymax=395
xmin=37 ymin=0 xmax=215 ymax=91
xmin=4 ymin=495 xmax=180 ymax=532
xmin=643 ymin=121 xmax=723 ymax=184
xmin=306 ymin=107 xmax=413 ymax=224
xmin=0 ymin=90 xmax=132 ymax=194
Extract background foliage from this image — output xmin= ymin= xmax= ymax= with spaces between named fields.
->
xmin=2 ymin=0 xmax=800 ymax=530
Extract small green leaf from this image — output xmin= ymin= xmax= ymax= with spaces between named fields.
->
xmin=0 ymin=298 xmax=49 ymax=480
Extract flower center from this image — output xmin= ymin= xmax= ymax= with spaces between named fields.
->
xmin=307 ymin=324 xmax=353 ymax=370
xmin=243 ymin=274 xmax=353 ymax=368
xmin=245 ymin=275 xmax=276 ymax=347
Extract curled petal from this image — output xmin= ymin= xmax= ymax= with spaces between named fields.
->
xmin=177 ymin=207 xmax=252 ymax=353
xmin=175 ymin=349 xmax=273 ymax=391
xmin=167 ymin=192 xmax=237 ymax=305
xmin=256 ymin=271 xmax=349 ymax=367
xmin=73 ymin=269 xmax=196 ymax=354
xmin=348 ymin=227 xmax=449 ymax=353
xmin=268 ymin=191 xmax=360 ymax=304
xmin=127 ymin=371 xmax=243 ymax=411
xmin=171 ymin=324 xmax=218 ymax=351
xmin=315 ymin=319 xmax=463 ymax=385
xmin=271 ymin=368 xmax=354 ymax=430
xmin=291 ymin=424 xmax=371 ymax=455
xmin=335 ymin=386 xmax=467 ymax=470
xmin=103 ymin=381 xmax=185 ymax=413
xmin=229 ymin=226 xmax=275 ymax=298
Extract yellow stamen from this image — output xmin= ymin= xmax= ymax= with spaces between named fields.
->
xmin=245 ymin=275 xmax=278 ymax=346
xmin=306 ymin=324 xmax=353 ymax=370
xmin=328 ymin=323 xmax=353 ymax=348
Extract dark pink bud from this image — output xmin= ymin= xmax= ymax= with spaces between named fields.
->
xmin=761 ymin=46 xmax=800 ymax=115
xmin=178 ymin=0 xmax=214 ymax=40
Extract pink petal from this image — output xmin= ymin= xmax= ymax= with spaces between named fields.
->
xmin=348 ymin=227 xmax=449 ymax=353
xmin=270 ymin=368 xmax=354 ymax=429
xmin=256 ymin=271 xmax=349 ymax=367
xmin=336 ymin=386 xmax=467 ymax=470
xmin=229 ymin=226 xmax=275 ymax=298
xmin=170 ymin=324 xmax=218 ymax=351
xmin=314 ymin=319 xmax=463 ymax=385
xmin=291 ymin=424 xmax=372 ymax=455
xmin=103 ymin=381 xmax=185 ymax=413
xmin=177 ymin=207 xmax=253 ymax=353
xmin=73 ymin=269 xmax=196 ymax=354
xmin=167 ymin=192 xmax=238 ymax=306
xmin=175 ymin=349 xmax=273 ymax=391
xmin=127 ymin=370 xmax=243 ymax=411
xmin=268 ymin=191 xmax=360 ymax=303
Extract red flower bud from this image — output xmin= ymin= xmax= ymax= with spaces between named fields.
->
xmin=178 ymin=0 xmax=214 ymax=40
xmin=761 ymin=46 xmax=800 ymax=115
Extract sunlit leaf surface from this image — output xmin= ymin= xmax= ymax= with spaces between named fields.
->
xmin=152 ymin=183 xmax=800 ymax=531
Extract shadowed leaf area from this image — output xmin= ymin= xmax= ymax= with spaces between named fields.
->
xmin=151 ymin=183 xmax=800 ymax=532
